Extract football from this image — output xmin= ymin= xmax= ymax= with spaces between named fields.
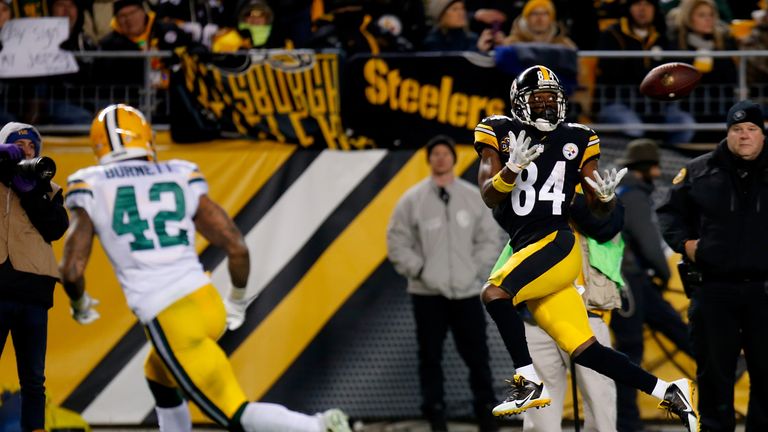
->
xmin=639 ymin=62 xmax=702 ymax=101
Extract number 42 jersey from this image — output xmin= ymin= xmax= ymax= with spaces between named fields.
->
xmin=474 ymin=115 xmax=601 ymax=251
xmin=65 ymin=159 xmax=211 ymax=323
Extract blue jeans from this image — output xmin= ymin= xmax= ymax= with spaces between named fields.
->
xmin=0 ymin=301 xmax=48 ymax=431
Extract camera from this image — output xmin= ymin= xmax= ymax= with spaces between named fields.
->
xmin=0 ymin=156 xmax=57 ymax=181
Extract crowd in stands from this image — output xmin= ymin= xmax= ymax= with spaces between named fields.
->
xmin=0 ymin=0 xmax=765 ymax=128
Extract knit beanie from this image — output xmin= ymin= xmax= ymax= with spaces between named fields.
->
xmin=726 ymin=100 xmax=765 ymax=132
xmin=522 ymin=0 xmax=556 ymax=20
xmin=425 ymin=134 xmax=457 ymax=163
xmin=0 ymin=122 xmax=42 ymax=157
xmin=427 ymin=0 xmax=461 ymax=23
xmin=113 ymin=0 xmax=143 ymax=15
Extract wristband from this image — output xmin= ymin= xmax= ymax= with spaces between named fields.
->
xmin=491 ymin=171 xmax=515 ymax=193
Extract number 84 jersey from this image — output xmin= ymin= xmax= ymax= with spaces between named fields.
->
xmin=65 ymin=159 xmax=211 ymax=323
xmin=474 ymin=115 xmax=600 ymax=251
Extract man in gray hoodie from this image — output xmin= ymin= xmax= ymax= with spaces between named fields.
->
xmin=387 ymin=135 xmax=503 ymax=432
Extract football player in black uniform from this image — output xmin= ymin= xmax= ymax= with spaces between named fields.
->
xmin=474 ymin=65 xmax=698 ymax=431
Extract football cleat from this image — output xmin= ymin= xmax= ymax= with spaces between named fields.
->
xmin=322 ymin=408 xmax=352 ymax=432
xmin=658 ymin=378 xmax=698 ymax=431
xmin=492 ymin=374 xmax=551 ymax=416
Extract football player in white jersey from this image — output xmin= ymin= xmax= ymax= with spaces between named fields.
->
xmin=59 ymin=104 xmax=352 ymax=432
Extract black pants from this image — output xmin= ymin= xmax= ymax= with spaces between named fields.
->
xmin=610 ymin=272 xmax=694 ymax=432
xmin=689 ymin=280 xmax=768 ymax=432
xmin=411 ymin=294 xmax=496 ymax=422
xmin=0 ymin=300 xmax=48 ymax=432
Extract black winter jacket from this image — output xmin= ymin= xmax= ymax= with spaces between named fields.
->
xmin=657 ymin=140 xmax=768 ymax=280
xmin=618 ymin=174 xmax=670 ymax=282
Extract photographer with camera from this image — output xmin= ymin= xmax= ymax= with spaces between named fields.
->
xmin=657 ymin=100 xmax=768 ymax=432
xmin=0 ymin=122 xmax=68 ymax=432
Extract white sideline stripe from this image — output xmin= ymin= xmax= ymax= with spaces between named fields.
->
xmin=80 ymin=149 xmax=388 ymax=424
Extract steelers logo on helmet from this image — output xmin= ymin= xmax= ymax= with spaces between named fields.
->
xmin=90 ymin=104 xmax=156 ymax=165
xmin=509 ymin=65 xmax=567 ymax=132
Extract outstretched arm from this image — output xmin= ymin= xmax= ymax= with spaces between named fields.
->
xmin=59 ymin=207 xmax=100 ymax=324
xmin=581 ymin=159 xmax=626 ymax=217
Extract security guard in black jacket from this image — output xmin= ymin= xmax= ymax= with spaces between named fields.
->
xmin=657 ymin=100 xmax=768 ymax=432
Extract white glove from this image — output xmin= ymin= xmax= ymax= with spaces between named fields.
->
xmin=584 ymin=167 xmax=628 ymax=202
xmin=70 ymin=292 xmax=100 ymax=325
xmin=506 ymin=130 xmax=544 ymax=173
xmin=224 ymin=287 xmax=248 ymax=331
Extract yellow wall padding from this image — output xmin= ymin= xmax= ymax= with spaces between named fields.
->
xmin=0 ymin=136 xmax=295 ymax=406
xmin=226 ymin=146 xmax=478 ymax=404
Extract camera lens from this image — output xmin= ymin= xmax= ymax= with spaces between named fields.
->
xmin=16 ymin=156 xmax=56 ymax=181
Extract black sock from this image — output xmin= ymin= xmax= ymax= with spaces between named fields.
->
xmin=147 ymin=379 xmax=184 ymax=408
xmin=484 ymin=298 xmax=532 ymax=368
xmin=573 ymin=342 xmax=657 ymax=395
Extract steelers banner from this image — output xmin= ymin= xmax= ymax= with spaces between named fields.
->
xmin=171 ymin=49 xmax=351 ymax=149
xmin=342 ymin=53 xmax=510 ymax=148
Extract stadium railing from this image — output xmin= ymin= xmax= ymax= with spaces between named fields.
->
xmin=0 ymin=49 xmax=764 ymax=135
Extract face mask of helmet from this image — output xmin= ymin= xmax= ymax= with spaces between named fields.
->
xmin=510 ymin=66 xmax=567 ymax=132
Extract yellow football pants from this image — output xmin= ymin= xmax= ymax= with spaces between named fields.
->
xmin=143 ymin=283 xmax=248 ymax=427
xmin=489 ymin=230 xmax=595 ymax=355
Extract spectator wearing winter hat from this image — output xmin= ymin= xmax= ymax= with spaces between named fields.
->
xmin=502 ymin=0 xmax=576 ymax=48
xmin=95 ymin=0 xmax=204 ymax=87
xmin=387 ymin=133 xmax=502 ymax=432
xmin=611 ymin=138 xmax=695 ymax=432
xmin=421 ymin=0 xmax=501 ymax=52
xmin=0 ymin=121 xmax=69 ymax=432
xmin=658 ymin=100 xmax=768 ymax=432
xmin=211 ymin=0 xmax=276 ymax=52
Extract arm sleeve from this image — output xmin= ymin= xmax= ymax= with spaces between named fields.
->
xmin=18 ymin=181 xmax=69 ymax=243
xmin=386 ymin=196 xmax=424 ymax=279
xmin=570 ymin=192 xmax=624 ymax=243
xmin=580 ymin=132 xmax=601 ymax=168
xmin=622 ymin=188 xmax=670 ymax=281
xmin=657 ymin=169 xmax=698 ymax=255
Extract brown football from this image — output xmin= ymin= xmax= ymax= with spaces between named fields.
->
xmin=639 ymin=62 xmax=702 ymax=101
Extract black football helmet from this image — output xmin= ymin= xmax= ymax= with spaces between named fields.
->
xmin=509 ymin=65 xmax=567 ymax=132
